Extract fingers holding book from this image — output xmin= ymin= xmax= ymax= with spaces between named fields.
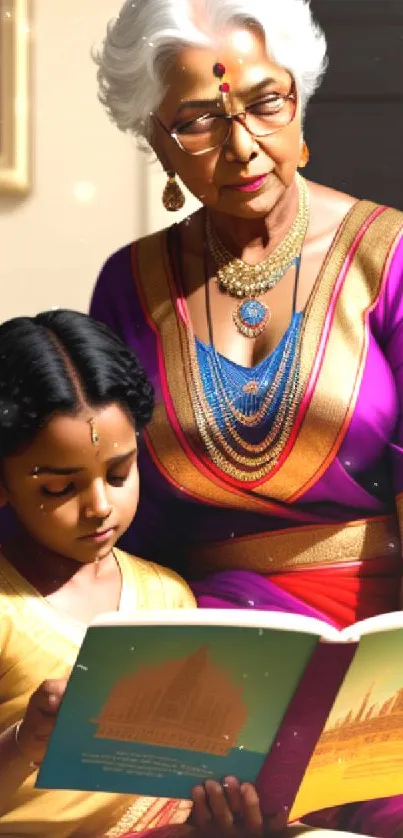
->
xmin=190 ymin=776 xmax=272 ymax=838
xmin=14 ymin=676 xmax=70 ymax=768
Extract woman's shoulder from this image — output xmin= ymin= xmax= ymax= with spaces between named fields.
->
xmin=91 ymin=211 xmax=203 ymax=322
xmin=95 ymin=230 xmax=166 ymax=290
xmin=91 ymin=242 xmax=134 ymax=315
xmin=308 ymin=179 xmax=403 ymax=236
xmin=309 ymin=182 xmax=403 ymax=338
xmin=93 ymin=224 xmax=175 ymax=301
xmin=306 ymin=180 xmax=403 ymax=281
xmin=90 ymin=234 xmax=162 ymax=335
xmin=307 ymin=180 xmax=357 ymax=240
xmin=98 ymin=241 xmax=133 ymax=276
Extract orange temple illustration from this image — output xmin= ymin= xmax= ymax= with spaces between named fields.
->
xmin=291 ymin=683 xmax=403 ymax=819
xmin=93 ymin=646 xmax=247 ymax=754
xmin=309 ymin=684 xmax=403 ymax=769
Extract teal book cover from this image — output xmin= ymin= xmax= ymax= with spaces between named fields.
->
xmin=36 ymin=615 xmax=318 ymax=798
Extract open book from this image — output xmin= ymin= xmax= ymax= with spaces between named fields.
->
xmin=36 ymin=608 xmax=403 ymax=821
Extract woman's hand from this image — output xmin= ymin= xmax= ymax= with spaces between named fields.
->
xmin=15 ymin=676 xmax=69 ymax=766
xmin=190 ymin=776 xmax=288 ymax=838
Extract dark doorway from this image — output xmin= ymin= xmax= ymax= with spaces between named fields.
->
xmin=305 ymin=0 xmax=403 ymax=209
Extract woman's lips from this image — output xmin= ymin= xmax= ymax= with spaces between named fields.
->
xmin=225 ymin=174 xmax=268 ymax=193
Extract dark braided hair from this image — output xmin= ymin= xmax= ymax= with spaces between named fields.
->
xmin=0 ymin=309 xmax=154 ymax=459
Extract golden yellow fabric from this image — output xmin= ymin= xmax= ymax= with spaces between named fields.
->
xmin=0 ymin=548 xmax=196 ymax=837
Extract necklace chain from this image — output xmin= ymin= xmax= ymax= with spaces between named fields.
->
xmin=189 ymin=324 xmax=303 ymax=481
xmin=205 ymin=172 xmax=310 ymax=299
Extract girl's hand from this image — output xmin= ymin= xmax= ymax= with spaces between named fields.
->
xmin=191 ymin=776 xmax=266 ymax=838
xmin=15 ymin=677 xmax=69 ymax=766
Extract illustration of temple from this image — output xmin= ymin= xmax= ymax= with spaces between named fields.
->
xmin=93 ymin=645 xmax=247 ymax=754
xmin=308 ymin=684 xmax=403 ymax=768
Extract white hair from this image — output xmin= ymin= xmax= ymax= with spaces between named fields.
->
xmin=95 ymin=0 xmax=327 ymax=141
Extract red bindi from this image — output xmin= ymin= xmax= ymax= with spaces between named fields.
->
xmin=213 ymin=62 xmax=226 ymax=79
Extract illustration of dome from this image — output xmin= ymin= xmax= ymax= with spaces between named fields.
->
xmin=93 ymin=645 xmax=247 ymax=755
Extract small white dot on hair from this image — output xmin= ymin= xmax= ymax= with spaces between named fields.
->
xmin=229 ymin=29 xmax=255 ymax=55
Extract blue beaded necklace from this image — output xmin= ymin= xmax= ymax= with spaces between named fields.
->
xmin=196 ymin=255 xmax=303 ymax=442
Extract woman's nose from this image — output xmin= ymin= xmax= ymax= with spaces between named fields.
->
xmin=223 ymin=117 xmax=259 ymax=164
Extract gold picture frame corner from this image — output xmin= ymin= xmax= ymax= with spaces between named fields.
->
xmin=0 ymin=0 xmax=32 ymax=196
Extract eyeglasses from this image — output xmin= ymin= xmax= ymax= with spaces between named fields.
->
xmin=154 ymin=80 xmax=297 ymax=156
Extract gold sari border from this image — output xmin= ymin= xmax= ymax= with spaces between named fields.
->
xmin=133 ymin=203 xmax=403 ymax=508
xmin=105 ymin=797 xmax=192 ymax=837
xmin=186 ymin=515 xmax=400 ymax=576
xmin=259 ymin=204 xmax=403 ymax=501
xmin=133 ymin=232 xmax=301 ymax=517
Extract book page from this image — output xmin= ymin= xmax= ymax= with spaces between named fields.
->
xmin=91 ymin=607 xmax=338 ymax=640
xmin=290 ymin=627 xmax=403 ymax=819
xmin=339 ymin=609 xmax=403 ymax=642
xmin=37 ymin=622 xmax=318 ymax=798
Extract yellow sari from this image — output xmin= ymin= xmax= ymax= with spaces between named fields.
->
xmin=0 ymin=548 xmax=195 ymax=837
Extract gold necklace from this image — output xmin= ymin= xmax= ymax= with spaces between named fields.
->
xmin=205 ymin=172 xmax=310 ymax=299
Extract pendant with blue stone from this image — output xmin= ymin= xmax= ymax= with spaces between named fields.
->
xmin=233 ymin=298 xmax=270 ymax=338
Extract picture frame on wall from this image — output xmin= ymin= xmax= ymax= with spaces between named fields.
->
xmin=0 ymin=0 xmax=31 ymax=194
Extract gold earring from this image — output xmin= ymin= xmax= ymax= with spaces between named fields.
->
xmin=162 ymin=172 xmax=185 ymax=211
xmin=298 ymin=140 xmax=310 ymax=168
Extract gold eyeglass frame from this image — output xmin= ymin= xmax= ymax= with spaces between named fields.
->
xmin=154 ymin=78 xmax=298 ymax=156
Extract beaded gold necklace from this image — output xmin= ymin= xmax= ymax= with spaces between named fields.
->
xmin=205 ymin=173 xmax=310 ymax=338
xmin=184 ymin=249 xmax=304 ymax=483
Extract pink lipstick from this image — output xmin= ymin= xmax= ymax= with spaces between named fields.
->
xmin=227 ymin=175 xmax=268 ymax=193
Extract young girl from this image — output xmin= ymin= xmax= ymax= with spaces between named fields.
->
xmin=0 ymin=310 xmax=264 ymax=838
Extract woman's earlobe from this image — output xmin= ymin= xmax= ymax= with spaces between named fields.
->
xmin=298 ymin=139 xmax=310 ymax=168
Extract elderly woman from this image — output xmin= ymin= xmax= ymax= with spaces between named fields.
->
xmin=91 ymin=0 xmax=403 ymax=835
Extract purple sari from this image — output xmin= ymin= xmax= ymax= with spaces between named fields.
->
xmin=87 ymin=198 xmax=403 ymax=836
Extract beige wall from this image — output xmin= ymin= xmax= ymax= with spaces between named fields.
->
xmin=0 ymin=0 xmax=199 ymax=321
